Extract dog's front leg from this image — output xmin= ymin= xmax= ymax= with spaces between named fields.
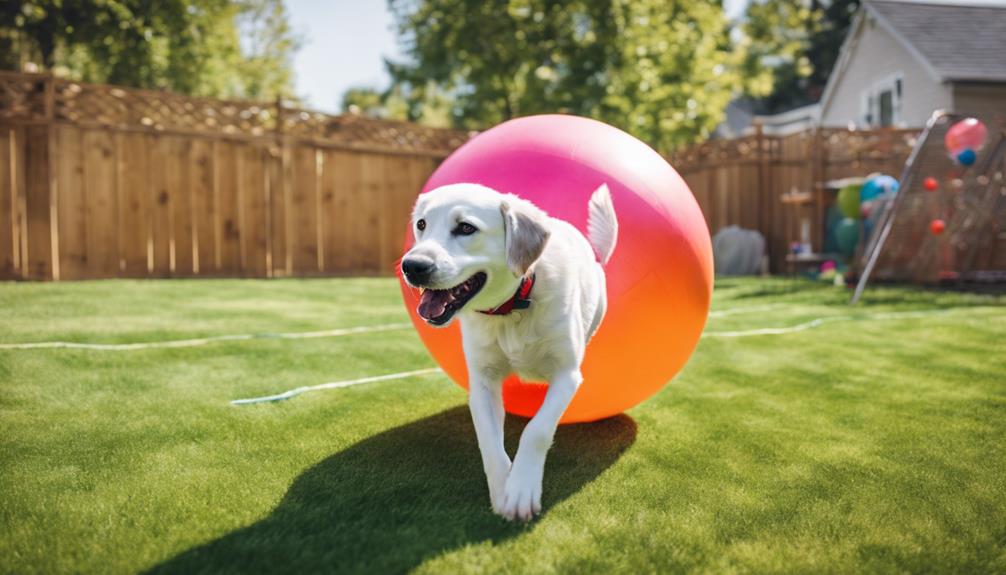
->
xmin=468 ymin=374 xmax=510 ymax=514
xmin=500 ymin=368 xmax=582 ymax=521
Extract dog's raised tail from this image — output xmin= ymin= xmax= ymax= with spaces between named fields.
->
xmin=587 ymin=184 xmax=618 ymax=266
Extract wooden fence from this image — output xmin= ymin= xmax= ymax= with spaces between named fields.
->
xmin=668 ymin=125 xmax=919 ymax=270
xmin=0 ymin=71 xmax=470 ymax=280
xmin=1 ymin=70 xmax=923 ymax=280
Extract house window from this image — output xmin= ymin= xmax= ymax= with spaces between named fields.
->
xmin=863 ymin=75 xmax=903 ymax=127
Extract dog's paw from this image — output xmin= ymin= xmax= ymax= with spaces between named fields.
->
xmin=498 ymin=463 xmax=543 ymax=521
xmin=487 ymin=466 xmax=509 ymax=514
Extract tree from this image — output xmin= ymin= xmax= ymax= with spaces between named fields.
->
xmin=0 ymin=0 xmax=299 ymax=101
xmin=741 ymin=0 xmax=860 ymax=114
xmin=386 ymin=0 xmax=764 ymax=150
xmin=341 ymin=83 xmax=452 ymax=127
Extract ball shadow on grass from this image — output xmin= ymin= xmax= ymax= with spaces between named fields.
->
xmin=147 ymin=406 xmax=636 ymax=574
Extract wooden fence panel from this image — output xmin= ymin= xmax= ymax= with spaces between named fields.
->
xmin=289 ymin=145 xmax=320 ymax=274
xmin=321 ymin=149 xmax=350 ymax=272
xmin=358 ymin=153 xmax=386 ymax=274
xmin=269 ymin=145 xmax=288 ymax=277
xmin=81 ymin=130 xmax=118 ymax=277
xmin=216 ymin=140 xmax=242 ymax=274
xmin=56 ymin=125 xmax=87 ymax=279
xmin=190 ymin=139 xmax=215 ymax=275
xmin=241 ymin=144 xmax=270 ymax=277
xmin=170 ymin=138 xmax=194 ymax=276
xmin=0 ymin=128 xmax=15 ymax=278
xmin=24 ymin=125 xmax=53 ymax=280
xmin=149 ymin=136 xmax=173 ymax=276
xmin=117 ymin=132 xmax=151 ymax=277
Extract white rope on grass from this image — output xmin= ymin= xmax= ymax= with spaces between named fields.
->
xmin=0 ymin=321 xmax=412 ymax=351
xmin=232 ymin=308 xmax=1000 ymax=405
xmin=707 ymin=303 xmax=788 ymax=319
xmin=0 ymin=304 xmax=778 ymax=351
xmin=700 ymin=307 xmax=986 ymax=338
xmin=230 ymin=367 xmax=444 ymax=405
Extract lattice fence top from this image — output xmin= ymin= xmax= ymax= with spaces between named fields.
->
xmin=668 ymin=126 xmax=919 ymax=171
xmin=0 ymin=71 xmax=471 ymax=155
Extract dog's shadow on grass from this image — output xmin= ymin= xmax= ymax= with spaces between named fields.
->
xmin=147 ymin=406 xmax=636 ymax=574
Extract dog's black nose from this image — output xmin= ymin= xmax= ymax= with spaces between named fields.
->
xmin=401 ymin=257 xmax=435 ymax=284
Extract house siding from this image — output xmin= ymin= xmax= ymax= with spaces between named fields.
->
xmin=821 ymin=14 xmax=951 ymax=128
xmin=952 ymin=83 xmax=1006 ymax=124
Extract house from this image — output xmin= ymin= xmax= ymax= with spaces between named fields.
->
xmin=713 ymin=99 xmax=821 ymax=138
xmin=819 ymin=0 xmax=1006 ymax=128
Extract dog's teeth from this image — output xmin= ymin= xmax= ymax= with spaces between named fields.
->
xmin=419 ymin=287 xmax=425 ymax=295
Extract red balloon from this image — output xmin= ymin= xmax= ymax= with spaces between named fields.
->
xmin=923 ymin=177 xmax=939 ymax=191
xmin=399 ymin=115 xmax=713 ymax=423
xmin=945 ymin=117 xmax=987 ymax=156
xmin=930 ymin=219 xmax=946 ymax=235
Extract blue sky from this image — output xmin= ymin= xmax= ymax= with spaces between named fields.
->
xmin=287 ymin=0 xmax=751 ymax=114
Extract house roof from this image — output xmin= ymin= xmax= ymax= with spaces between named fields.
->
xmin=867 ymin=0 xmax=1006 ymax=83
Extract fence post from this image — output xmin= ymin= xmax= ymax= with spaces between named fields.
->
xmin=274 ymin=96 xmax=292 ymax=277
xmin=23 ymin=73 xmax=57 ymax=280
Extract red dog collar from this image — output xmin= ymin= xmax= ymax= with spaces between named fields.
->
xmin=479 ymin=274 xmax=535 ymax=315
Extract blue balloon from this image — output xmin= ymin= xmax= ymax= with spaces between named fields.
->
xmin=860 ymin=175 xmax=899 ymax=202
xmin=957 ymin=148 xmax=977 ymax=166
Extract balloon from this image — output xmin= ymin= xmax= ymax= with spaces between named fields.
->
xmin=945 ymin=117 xmax=987 ymax=156
xmin=930 ymin=219 xmax=946 ymax=235
xmin=860 ymin=175 xmax=899 ymax=202
xmin=837 ymin=184 xmax=862 ymax=219
xmin=860 ymin=200 xmax=876 ymax=219
xmin=835 ymin=217 xmax=860 ymax=257
xmin=956 ymin=148 xmax=977 ymax=166
xmin=399 ymin=115 xmax=713 ymax=423
xmin=924 ymin=177 xmax=939 ymax=191
xmin=824 ymin=205 xmax=843 ymax=254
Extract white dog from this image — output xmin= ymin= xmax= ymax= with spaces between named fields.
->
xmin=401 ymin=182 xmax=618 ymax=521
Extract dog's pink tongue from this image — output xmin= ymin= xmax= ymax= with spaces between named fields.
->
xmin=417 ymin=290 xmax=452 ymax=320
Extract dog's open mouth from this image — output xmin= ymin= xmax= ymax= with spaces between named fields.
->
xmin=417 ymin=272 xmax=487 ymax=325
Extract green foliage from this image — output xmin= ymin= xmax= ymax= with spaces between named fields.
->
xmin=0 ymin=0 xmax=299 ymax=100
xmin=342 ymin=83 xmax=453 ymax=127
xmin=386 ymin=0 xmax=759 ymax=150
xmin=742 ymin=0 xmax=860 ymax=113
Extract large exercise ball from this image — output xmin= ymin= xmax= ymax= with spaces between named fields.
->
xmin=398 ymin=115 xmax=714 ymax=423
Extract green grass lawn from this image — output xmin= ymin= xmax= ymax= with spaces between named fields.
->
xmin=1 ymin=277 xmax=1004 ymax=574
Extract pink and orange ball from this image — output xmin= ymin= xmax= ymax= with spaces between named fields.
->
xmin=398 ymin=115 xmax=714 ymax=423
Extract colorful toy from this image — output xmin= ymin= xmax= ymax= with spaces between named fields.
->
xmin=945 ymin=117 xmax=987 ymax=156
xmin=924 ymin=177 xmax=939 ymax=191
xmin=930 ymin=219 xmax=946 ymax=235
xmin=399 ymin=115 xmax=714 ymax=423
xmin=837 ymin=184 xmax=862 ymax=219
xmin=860 ymin=174 xmax=899 ymax=201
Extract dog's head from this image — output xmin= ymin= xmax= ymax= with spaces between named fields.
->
xmin=402 ymin=183 xmax=550 ymax=327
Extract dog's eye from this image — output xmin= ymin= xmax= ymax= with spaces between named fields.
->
xmin=416 ymin=219 xmax=426 ymax=232
xmin=453 ymin=222 xmax=477 ymax=236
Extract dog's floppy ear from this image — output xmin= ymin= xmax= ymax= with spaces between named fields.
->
xmin=500 ymin=199 xmax=550 ymax=276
